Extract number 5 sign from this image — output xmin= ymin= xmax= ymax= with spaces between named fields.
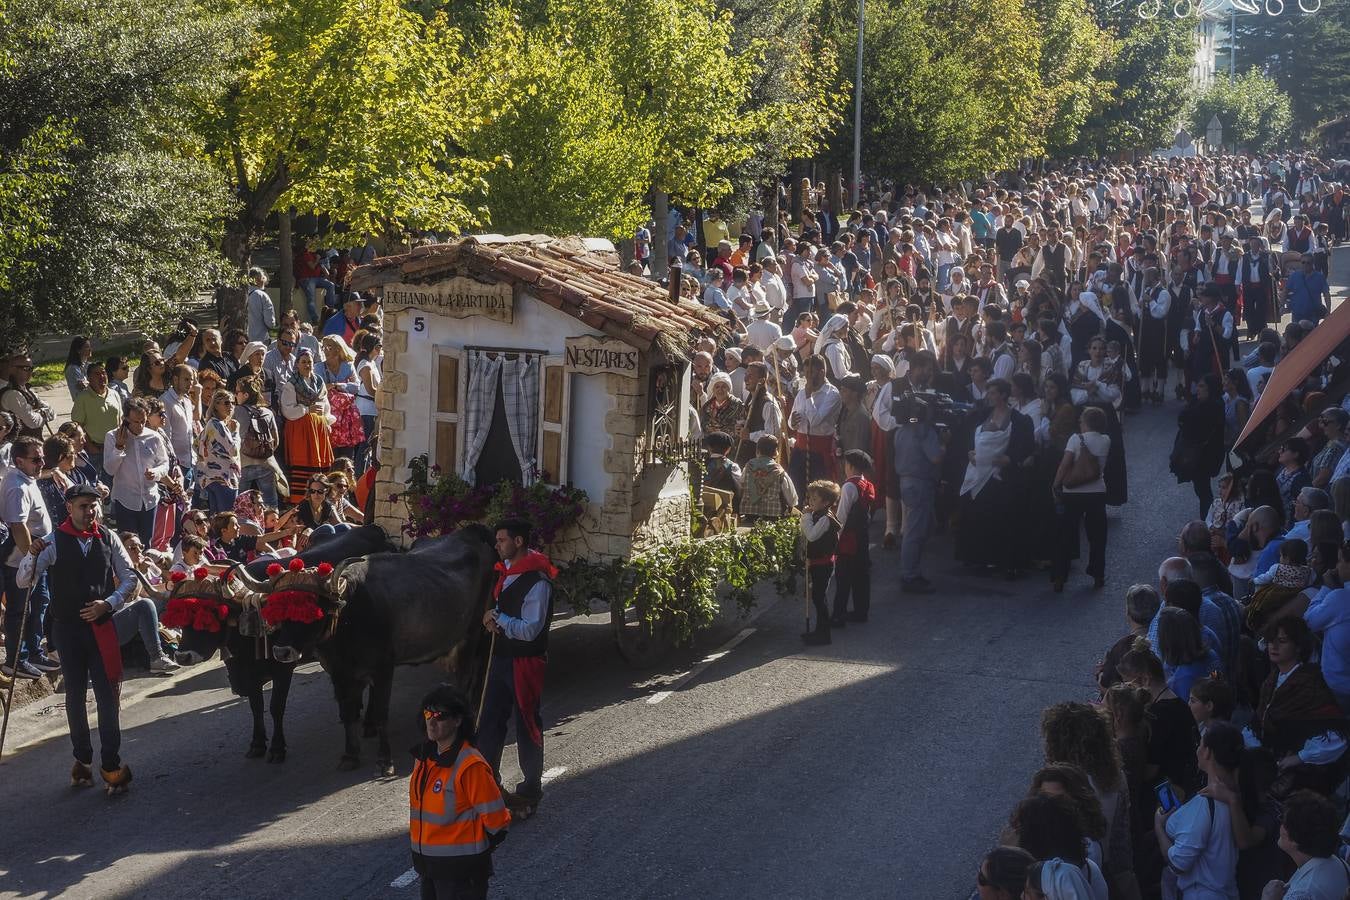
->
xmin=409 ymin=313 xmax=428 ymax=343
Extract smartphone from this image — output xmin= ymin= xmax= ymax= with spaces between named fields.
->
xmin=1155 ymin=780 xmax=1180 ymax=813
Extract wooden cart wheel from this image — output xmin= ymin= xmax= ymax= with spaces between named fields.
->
xmin=611 ymin=600 xmax=675 ymax=668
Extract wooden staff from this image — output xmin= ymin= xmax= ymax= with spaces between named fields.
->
xmin=0 ymin=584 xmax=36 ymax=761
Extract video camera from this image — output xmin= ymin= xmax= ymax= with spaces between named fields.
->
xmin=892 ymin=386 xmax=972 ymax=431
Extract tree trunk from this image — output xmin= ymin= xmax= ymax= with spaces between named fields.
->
xmin=277 ymin=207 xmax=294 ymax=316
xmin=765 ymin=180 xmax=780 ymax=254
xmin=826 ymin=168 xmax=843 ymax=238
xmin=790 ymin=160 xmax=804 ymax=227
xmin=651 ymin=190 xmax=669 ymax=281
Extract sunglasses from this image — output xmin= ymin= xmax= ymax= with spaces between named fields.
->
xmin=279 ymin=340 xmax=295 ymax=349
xmin=422 ymin=708 xmax=453 ymax=721
xmin=151 ymin=359 xmax=166 ymax=366
xmin=308 ymin=487 xmax=327 ymax=495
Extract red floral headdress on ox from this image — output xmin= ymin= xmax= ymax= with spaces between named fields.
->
xmin=161 ymin=567 xmax=231 ymax=633
xmin=260 ymin=559 xmax=336 ymax=627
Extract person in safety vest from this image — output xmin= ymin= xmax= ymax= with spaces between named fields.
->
xmin=409 ymin=684 xmax=511 ymax=900
xmin=477 ymin=517 xmax=556 ymax=816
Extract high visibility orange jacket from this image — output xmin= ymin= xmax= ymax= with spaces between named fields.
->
xmin=409 ymin=741 xmax=511 ymax=878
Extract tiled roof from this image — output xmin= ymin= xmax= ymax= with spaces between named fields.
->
xmin=350 ymin=234 xmax=729 ymax=360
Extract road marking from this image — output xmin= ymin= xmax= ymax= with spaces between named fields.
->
xmin=542 ymin=766 xmax=567 ymax=783
xmin=646 ymin=627 xmax=757 ymax=704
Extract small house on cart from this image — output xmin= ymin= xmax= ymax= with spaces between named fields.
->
xmin=350 ymin=234 xmax=730 ymax=561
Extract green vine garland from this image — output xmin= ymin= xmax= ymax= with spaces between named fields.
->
xmin=554 ymin=517 xmax=802 ymax=644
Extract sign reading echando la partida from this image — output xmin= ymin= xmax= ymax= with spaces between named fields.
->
xmin=382 ymin=278 xmax=514 ymax=322
xmin=564 ymin=335 xmax=639 ymax=379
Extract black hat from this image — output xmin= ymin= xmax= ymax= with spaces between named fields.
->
xmin=64 ymin=484 xmax=100 ymax=501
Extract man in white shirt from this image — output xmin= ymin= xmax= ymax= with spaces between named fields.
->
xmin=2 ymin=436 xmax=56 ymax=679
xmin=103 ymin=398 xmax=170 ymax=548
xmin=160 ymin=365 xmax=199 ymax=489
xmin=745 ymin=299 xmax=784 ymax=352
xmin=263 ymin=326 xmax=300 ymax=407
xmin=759 ymin=258 xmax=787 ymax=313
xmin=788 ymin=356 xmax=841 ymax=499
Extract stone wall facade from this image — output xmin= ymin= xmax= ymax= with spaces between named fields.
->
xmin=371 ymin=303 xmax=691 ymax=563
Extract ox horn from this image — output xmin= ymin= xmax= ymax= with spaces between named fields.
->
xmin=228 ymin=561 xmax=272 ymax=596
xmin=131 ymin=568 xmax=168 ymax=603
xmin=326 ymin=558 xmax=355 ymax=605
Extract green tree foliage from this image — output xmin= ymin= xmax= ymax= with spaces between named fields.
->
xmin=1188 ymin=68 xmax=1292 ymax=152
xmin=1028 ymin=0 xmax=1111 ymax=153
xmin=0 ymin=0 xmax=244 ymax=339
xmin=1076 ymin=13 xmax=1194 ymax=154
xmin=206 ymin=0 xmax=506 ymax=283
xmin=462 ymin=0 xmax=815 ymax=238
xmin=852 ymin=0 xmax=1045 ymax=183
xmin=1235 ymin=5 xmax=1350 ymax=136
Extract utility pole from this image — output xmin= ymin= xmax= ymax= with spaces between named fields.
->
xmin=851 ymin=0 xmax=864 ymax=210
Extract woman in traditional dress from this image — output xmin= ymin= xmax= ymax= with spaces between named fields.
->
xmin=955 ymin=378 xmax=1035 ymax=578
xmin=319 ymin=335 xmax=365 ymax=465
xmin=1136 ymin=270 xmax=1171 ymax=404
xmin=279 ymin=348 xmax=333 ymax=506
xmin=1064 ymin=286 xmax=1104 ymax=368
xmin=1071 ymin=336 xmax=1123 ymax=410
xmin=700 ymin=372 xmax=744 ymax=437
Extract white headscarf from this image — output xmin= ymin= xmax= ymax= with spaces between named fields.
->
xmin=813 ymin=313 xmax=850 ymax=357
xmin=706 ymin=371 xmax=733 ymax=398
xmin=870 ymin=354 xmax=895 ymax=378
xmin=1076 ymin=290 xmax=1107 ymax=324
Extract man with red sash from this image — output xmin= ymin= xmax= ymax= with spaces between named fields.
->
xmin=788 ymin=355 xmax=840 ymax=501
xmin=831 ymin=450 xmax=876 ymax=626
xmin=478 ymin=518 xmax=557 ymax=816
xmin=18 ymin=484 xmax=136 ymax=792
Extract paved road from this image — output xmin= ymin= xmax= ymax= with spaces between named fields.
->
xmin=0 ymin=245 xmax=1346 ymax=900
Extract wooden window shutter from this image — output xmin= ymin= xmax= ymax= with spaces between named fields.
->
xmin=538 ymin=356 xmax=569 ymax=485
xmin=432 ymin=350 xmax=463 ymax=476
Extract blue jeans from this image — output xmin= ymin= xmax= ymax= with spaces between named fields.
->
xmin=3 ymin=565 xmax=49 ymax=665
xmin=782 ymin=296 xmax=813 ymax=333
xmin=113 ymin=597 xmax=163 ymax=656
xmin=238 ymin=464 xmax=278 ymax=509
xmin=937 ymin=262 xmax=954 ymax=292
xmin=113 ymin=501 xmax=155 ymax=548
xmin=205 ymin=482 xmax=237 ymax=514
xmin=299 ymin=277 xmax=337 ymax=324
xmin=310 ymin=523 xmax=353 ymax=542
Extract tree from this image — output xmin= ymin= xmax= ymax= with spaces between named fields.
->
xmin=205 ymin=0 xmax=506 ymax=324
xmin=1235 ymin=5 xmax=1350 ymax=136
xmin=1076 ymin=13 xmax=1194 ymax=154
xmin=0 ymin=0 xmax=245 ymax=340
xmin=1028 ymin=0 xmax=1111 ymax=153
xmin=849 ymin=0 xmax=1045 ymax=183
xmin=1188 ymin=68 xmax=1292 ymax=152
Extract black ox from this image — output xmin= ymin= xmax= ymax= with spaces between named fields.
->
xmin=247 ymin=526 xmax=496 ymax=776
xmin=163 ymin=525 xmax=394 ymax=763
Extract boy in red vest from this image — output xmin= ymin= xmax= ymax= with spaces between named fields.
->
xmin=800 ymin=480 xmax=841 ymax=646
xmin=832 ymin=450 xmax=876 ymax=626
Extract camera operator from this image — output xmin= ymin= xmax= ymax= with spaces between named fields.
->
xmin=887 ymin=351 xmax=948 ymax=594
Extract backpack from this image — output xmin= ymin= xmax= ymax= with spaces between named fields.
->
xmin=240 ymin=408 xmax=275 ymax=459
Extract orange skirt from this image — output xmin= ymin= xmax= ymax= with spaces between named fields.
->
xmin=285 ymin=413 xmax=334 ymax=505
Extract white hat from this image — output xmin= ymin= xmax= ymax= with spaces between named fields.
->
xmin=242 ymin=341 xmax=268 ymax=361
xmin=771 ymin=335 xmax=797 ymax=354
xmin=1014 ymin=279 xmax=1030 ymax=290
xmin=751 ymin=298 xmax=773 ymax=318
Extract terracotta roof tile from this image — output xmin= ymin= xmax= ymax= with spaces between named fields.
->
xmin=351 ymin=235 xmax=728 ymax=359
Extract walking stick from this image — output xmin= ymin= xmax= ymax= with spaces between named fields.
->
xmin=801 ymin=401 xmax=813 ymax=636
xmin=475 ymin=630 xmax=496 ymax=731
xmin=0 ymin=584 xmax=37 ymax=761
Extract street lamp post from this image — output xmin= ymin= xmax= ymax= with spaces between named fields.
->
xmin=851 ymin=0 xmax=863 ymax=210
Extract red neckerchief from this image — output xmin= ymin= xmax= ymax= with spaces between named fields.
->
xmin=492 ymin=550 xmax=558 ymax=601
xmin=57 ymin=517 xmax=102 ymax=540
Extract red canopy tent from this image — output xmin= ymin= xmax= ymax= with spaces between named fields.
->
xmin=1232 ymin=299 xmax=1350 ymax=450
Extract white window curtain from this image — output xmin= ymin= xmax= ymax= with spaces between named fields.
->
xmin=462 ymin=353 xmax=502 ymax=481
xmin=500 ymin=355 xmax=540 ymax=484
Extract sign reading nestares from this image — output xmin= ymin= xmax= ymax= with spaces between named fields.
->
xmin=564 ymin=335 xmax=639 ymax=379
xmin=383 ymin=278 xmax=514 ymax=322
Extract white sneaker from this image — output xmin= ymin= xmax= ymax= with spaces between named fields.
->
xmin=150 ymin=656 xmax=181 ymax=673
